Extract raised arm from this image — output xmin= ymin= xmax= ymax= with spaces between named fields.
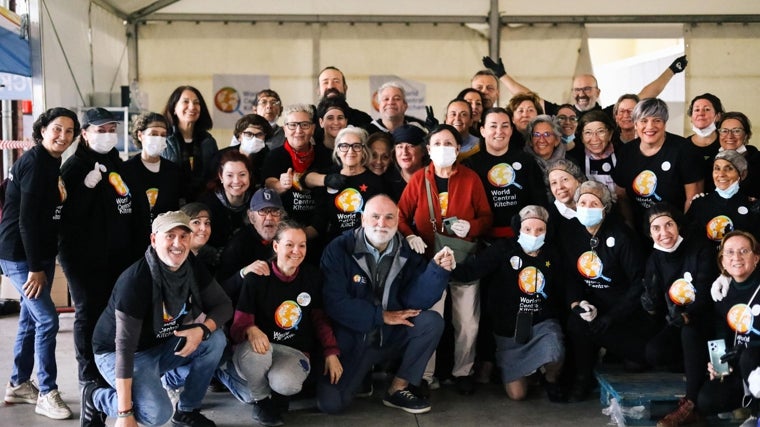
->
xmin=482 ymin=56 xmax=547 ymax=111
xmin=638 ymin=56 xmax=687 ymax=99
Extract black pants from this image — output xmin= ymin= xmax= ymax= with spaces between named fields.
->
xmin=698 ymin=346 xmax=760 ymax=416
xmin=566 ymin=309 xmax=655 ymax=379
xmin=645 ymin=320 xmax=710 ymax=402
xmin=60 ymin=261 xmax=117 ymax=384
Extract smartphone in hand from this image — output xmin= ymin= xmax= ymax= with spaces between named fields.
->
xmin=708 ymin=339 xmax=730 ymax=376
xmin=174 ymin=336 xmax=187 ymax=353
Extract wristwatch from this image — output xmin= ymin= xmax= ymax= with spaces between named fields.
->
xmin=195 ymin=323 xmax=211 ymax=341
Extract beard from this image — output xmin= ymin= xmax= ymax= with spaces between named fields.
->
xmin=365 ymin=226 xmax=396 ymax=248
xmin=322 ymin=88 xmax=346 ymax=100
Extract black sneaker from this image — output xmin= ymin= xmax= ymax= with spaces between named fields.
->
xmin=80 ymin=381 xmax=106 ymax=427
xmin=252 ymin=397 xmax=284 ymax=427
xmin=407 ymin=379 xmax=430 ymax=400
xmin=382 ymin=388 xmax=431 ymax=414
xmin=171 ymin=406 xmax=216 ymax=427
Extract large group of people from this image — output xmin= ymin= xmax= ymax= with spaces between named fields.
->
xmin=1 ymin=56 xmax=760 ymax=427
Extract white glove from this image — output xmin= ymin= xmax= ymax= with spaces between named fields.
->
xmin=84 ymin=162 xmax=106 ymax=189
xmin=579 ymin=300 xmax=598 ymax=322
xmin=406 ymin=235 xmax=427 ymax=254
xmin=450 ymin=219 xmax=471 ymax=238
xmin=711 ymin=274 xmax=731 ymax=302
xmin=750 ymin=367 xmax=760 ymax=398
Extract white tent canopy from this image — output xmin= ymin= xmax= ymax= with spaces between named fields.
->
xmin=19 ymin=0 xmax=760 ymax=144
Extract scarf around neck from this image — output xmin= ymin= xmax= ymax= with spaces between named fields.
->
xmin=145 ymin=246 xmax=201 ymax=333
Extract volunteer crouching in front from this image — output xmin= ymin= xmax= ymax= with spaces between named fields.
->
xmin=80 ymin=211 xmax=232 ymax=427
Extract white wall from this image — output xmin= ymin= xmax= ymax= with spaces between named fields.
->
xmin=40 ymin=0 xmax=128 ymax=110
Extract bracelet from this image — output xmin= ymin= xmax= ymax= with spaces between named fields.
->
xmin=195 ymin=322 xmax=212 ymax=341
xmin=117 ymin=407 xmax=134 ymax=418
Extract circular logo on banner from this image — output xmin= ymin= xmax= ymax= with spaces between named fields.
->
xmin=275 ymin=300 xmax=303 ymax=330
xmin=214 ymin=87 xmax=240 ymax=113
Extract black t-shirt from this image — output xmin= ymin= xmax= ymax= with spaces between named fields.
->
xmin=715 ymin=270 xmax=760 ymax=348
xmin=262 ymin=146 xmax=330 ymax=234
xmin=463 ymin=147 xmax=548 ymax=234
xmin=0 ymin=144 xmax=64 ymax=269
xmin=237 ymin=263 xmax=323 ymax=354
xmin=325 ymin=169 xmax=385 ymax=241
xmin=612 ymin=133 xmax=703 ymax=227
xmin=686 ymin=192 xmax=760 ymax=248
xmin=452 ymin=238 xmax=560 ymax=337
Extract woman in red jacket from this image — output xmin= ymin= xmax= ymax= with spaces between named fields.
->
xmin=398 ymin=124 xmax=492 ymax=395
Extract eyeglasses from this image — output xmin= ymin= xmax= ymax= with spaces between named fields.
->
xmin=284 ymin=121 xmax=313 ymax=130
xmin=532 ymin=131 xmax=554 ymax=139
xmin=242 ymin=131 xmax=266 ymax=139
xmin=337 ymin=143 xmax=364 ymax=152
xmin=258 ymin=99 xmax=281 ymax=106
xmin=256 ymin=208 xmax=282 ymax=217
xmin=582 ymin=129 xmax=609 ymax=139
xmin=556 ymin=115 xmax=578 ymax=123
xmin=723 ymin=248 xmax=752 ymax=258
xmin=572 ymin=86 xmax=597 ymax=94
xmin=718 ymin=128 xmax=745 ymax=136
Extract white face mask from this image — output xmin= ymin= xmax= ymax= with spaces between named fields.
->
xmin=518 ymin=232 xmax=546 ymax=253
xmin=142 ymin=135 xmax=167 ymax=157
xmin=240 ymin=136 xmax=266 ymax=155
xmin=576 ymin=206 xmax=605 ymax=228
xmin=88 ymin=132 xmax=118 ymax=154
xmin=716 ymin=180 xmax=740 ymax=199
xmin=692 ymin=122 xmax=716 ymax=138
xmin=429 ymin=145 xmax=457 ymax=168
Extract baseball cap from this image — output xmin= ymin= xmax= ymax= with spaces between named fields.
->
xmin=250 ymin=188 xmax=283 ymax=211
xmin=391 ymin=124 xmax=426 ymax=146
xmin=152 ymin=211 xmax=192 ymax=234
xmin=82 ymin=107 xmax=120 ymax=128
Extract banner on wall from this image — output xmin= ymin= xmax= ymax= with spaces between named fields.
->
xmin=368 ymin=75 xmax=426 ymax=122
xmin=0 ymin=72 xmax=31 ymax=100
xmin=211 ymin=74 xmax=270 ymax=129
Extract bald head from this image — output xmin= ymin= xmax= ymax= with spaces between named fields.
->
xmin=571 ymin=74 xmax=601 ymax=112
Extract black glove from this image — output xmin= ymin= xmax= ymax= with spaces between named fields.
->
xmin=666 ymin=305 xmax=687 ymax=327
xmin=589 ymin=315 xmax=612 ymax=335
xmin=669 ymin=55 xmax=687 ymax=74
xmin=641 ymin=288 xmax=657 ymax=314
xmin=425 ymin=106 xmax=439 ymax=131
xmin=324 ymin=173 xmax=347 ymax=190
xmin=482 ymin=56 xmax=506 ymax=78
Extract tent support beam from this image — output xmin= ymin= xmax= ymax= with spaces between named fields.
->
xmin=488 ymin=0 xmax=499 ymax=60
xmin=133 ymin=13 xmax=760 ymax=25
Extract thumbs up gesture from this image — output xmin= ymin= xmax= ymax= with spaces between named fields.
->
xmin=279 ymin=167 xmax=294 ymax=191
xmin=84 ymin=162 xmax=106 ymax=189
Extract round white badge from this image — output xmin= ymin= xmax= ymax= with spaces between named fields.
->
xmin=606 ymin=237 xmax=615 ymax=247
xmin=513 ymin=162 xmax=523 ymax=171
xmin=661 ymin=161 xmax=671 ymax=171
xmin=752 ymin=304 xmax=760 ymax=317
xmin=739 ymin=206 xmax=749 ymax=215
xmin=509 ymin=256 xmax=522 ymax=270
xmin=602 ymin=163 xmax=612 ymax=172
xmin=297 ymin=292 xmax=311 ymax=307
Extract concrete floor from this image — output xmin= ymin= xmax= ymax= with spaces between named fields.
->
xmin=0 ymin=311 xmax=615 ymax=426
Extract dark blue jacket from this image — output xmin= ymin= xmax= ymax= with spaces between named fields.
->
xmin=321 ymin=228 xmax=449 ymax=346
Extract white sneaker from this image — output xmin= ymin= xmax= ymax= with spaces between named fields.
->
xmin=35 ymin=389 xmax=72 ymax=420
xmin=5 ymin=380 xmax=39 ymax=404
xmin=740 ymin=415 xmax=758 ymax=427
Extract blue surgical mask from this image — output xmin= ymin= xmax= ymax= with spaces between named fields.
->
xmin=715 ymin=180 xmax=740 ymax=199
xmin=518 ymin=233 xmax=545 ymax=253
xmin=576 ymin=206 xmax=604 ymax=227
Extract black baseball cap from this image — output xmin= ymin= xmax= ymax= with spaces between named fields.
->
xmin=82 ymin=107 xmax=120 ymax=128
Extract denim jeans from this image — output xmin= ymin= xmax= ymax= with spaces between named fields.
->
xmin=0 ymin=258 xmax=58 ymax=394
xmin=92 ymin=330 xmax=226 ymax=426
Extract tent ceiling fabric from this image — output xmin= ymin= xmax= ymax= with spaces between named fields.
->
xmin=0 ymin=7 xmax=30 ymax=76
xmin=97 ymin=0 xmax=760 ymax=23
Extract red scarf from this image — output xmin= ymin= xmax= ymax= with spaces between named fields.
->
xmin=283 ymin=140 xmax=315 ymax=174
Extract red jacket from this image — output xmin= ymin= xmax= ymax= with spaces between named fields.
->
xmin=398 ymin=163 xmax=492 ymax=259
